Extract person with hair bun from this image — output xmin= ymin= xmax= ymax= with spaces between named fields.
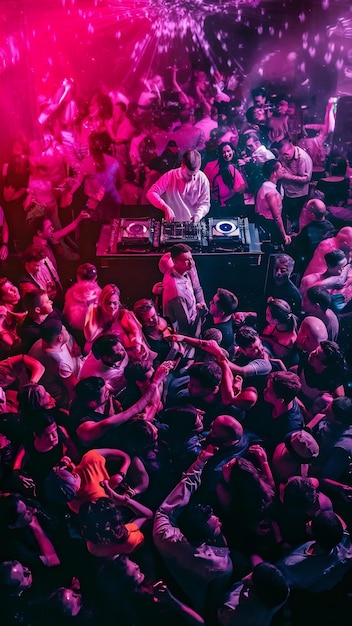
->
xmin=261 ymin=297 xmax=299 ymax=366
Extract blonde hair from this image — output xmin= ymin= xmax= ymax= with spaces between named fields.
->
xmin=99 ymin=284 xmax=120 ymax=316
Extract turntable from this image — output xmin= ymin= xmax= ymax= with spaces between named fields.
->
xmin=208 ymin=217 xmax=251 ymax=251
xmin=117 ymin=218 xmax=154 ymax=247
xmin=210 ymin=219 xmax=241 ymax=240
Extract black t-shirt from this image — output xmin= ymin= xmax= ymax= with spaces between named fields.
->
xmin=266 ymin=277 xmax=302 ymax=317
xmin=19 ymin=308 xmax=63 ymax=353
xmin=24 ymin=427 xmax=66 ymax=486
xmin=316 ymin=177 xmax=350 ymax=206
xmin=244 ymin=399 xmax=304 ymax=454
xmin=202 ymin=315 xmax=237 ymax=360
xmin=294 ymin=219 xmax=336 ymax=266
xmin=298 ymin=354 xmax=344 ymax=393
xmin=171 ymin=390 xmax=244 ymax=431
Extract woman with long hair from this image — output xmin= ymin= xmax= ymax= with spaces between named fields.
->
xmin=204 ymin=141 xmax=246 ymax=215
xmin=215 ymin=454 xmax=278 ymax=560
xmin=84 ymin=283 xmax=150 ymax=361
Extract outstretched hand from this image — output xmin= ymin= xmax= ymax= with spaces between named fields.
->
xmin=152 ymin=360 xmax=175 ymax=384
xmin=248 ymin=444 xmax=268 ymax=464
xmin=199 ymin=444 xmax=218 ymax=462
xmin=153 ymin=581 xmax=173 ymax=604
xmin=199 ymin=339 xmax=227 ymax=359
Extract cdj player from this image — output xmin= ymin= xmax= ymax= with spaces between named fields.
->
xmin=208 ymin=217 xmax=252 ymax=251
xmin=96 ymin=216 xmax=259 ymax=255
xmin=96 ymin=218 xmax=159 ymax=255
xmin=117 ymin=218 xmax=154 ymax=246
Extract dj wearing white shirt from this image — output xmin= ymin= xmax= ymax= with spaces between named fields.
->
xmin=147 ymin=149 xmax=210 ymax=223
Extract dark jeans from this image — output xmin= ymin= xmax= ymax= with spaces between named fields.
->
xmin=255 ymin=214 xmax=284 ymax=244
xmin=283 ymin=195 xmax=308 ymax=232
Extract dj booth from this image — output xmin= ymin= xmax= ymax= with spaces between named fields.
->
xmin=95 ymin=207 xmax=265 ymax=307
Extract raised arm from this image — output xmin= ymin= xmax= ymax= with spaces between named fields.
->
xmin=154 ymin=446 xmax=216 ymax=538
xmin=76 ymin=361 xmax=175 ymax=444
xmin=51 ymin=210 xmax=90 ymax=244
xmin=176 ymin=337 xmax=258 ymax=409
xmin=170 ymin=67 xmax=191 ymax=107
xmin=83 ymin=303 xmax=100 ymax=342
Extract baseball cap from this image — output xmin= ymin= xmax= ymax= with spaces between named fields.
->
xmin=286 ymin=430 xmax=319 ymax=460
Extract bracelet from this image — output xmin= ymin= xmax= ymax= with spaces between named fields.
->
xmin=117 ymin=470 xmax=126 ymax=479
xmin=2 ymin=243 xmax=8 ymax=247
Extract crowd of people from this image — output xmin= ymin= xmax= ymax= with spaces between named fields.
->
xmin=1 ymin=68 xmax=352 ymax=625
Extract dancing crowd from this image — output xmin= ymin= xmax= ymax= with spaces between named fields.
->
xmin=2 ymin=67 xmax=352 ymax=625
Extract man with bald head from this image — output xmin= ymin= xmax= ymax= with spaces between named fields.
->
xmin=302 ymin=226 xmax=352 ymax=278
xmin=194 ymin=414 xmax=257 ymax=503
xmin=296 ymin=315 xmax=328 ymax=354
xmin=299 ymin=249 xmax=348 ymax=308
xmin=294 ymin=199 xmax=335 ymax=269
